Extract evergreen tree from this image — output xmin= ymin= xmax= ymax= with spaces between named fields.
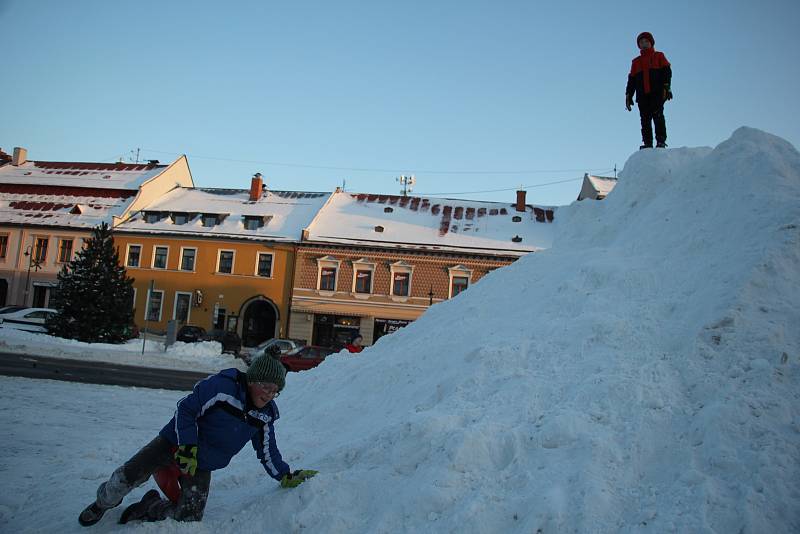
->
xmin=47 ymin=222 xmax=135 ymax=343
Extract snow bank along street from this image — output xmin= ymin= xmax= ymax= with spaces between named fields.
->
xmin=0 ymin=127 xmax=798 ymax=532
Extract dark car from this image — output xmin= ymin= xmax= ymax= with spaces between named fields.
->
xmin=279 ymin=345 xmax=336 ymax=372
xmin=176 ymin=325 xmax=206 ymax=343
xmin=203 ymin=329 xmax=242 ymax=356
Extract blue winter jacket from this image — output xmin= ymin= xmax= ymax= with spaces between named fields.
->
xmin=159 ymin=368 xmax=290 ymax=480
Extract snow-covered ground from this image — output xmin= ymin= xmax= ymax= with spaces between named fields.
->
xmin=0 ymin=327 xmax=245 ymax=373
xmin=0 ymin=127 xmax=798 ymax=532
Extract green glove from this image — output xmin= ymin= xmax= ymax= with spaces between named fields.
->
xmin=280 ymin=469 xmax=318 ymax=488
xmin=174 ymin=445 xmax=198 ymax=476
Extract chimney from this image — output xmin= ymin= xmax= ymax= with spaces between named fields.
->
xmin=515 ymin=190 xmax=526 ymax=212
xmin=249 ymin=173 xmax=263 ymax=201
xmin=12 ymin=147 xmax=28 ymax=166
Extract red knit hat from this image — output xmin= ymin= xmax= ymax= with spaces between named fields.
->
xmin=637 ymin=32 xmax=655 ymax=47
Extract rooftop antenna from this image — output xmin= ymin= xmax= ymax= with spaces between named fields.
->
xmin=397 ymin=174 xmax=416 ymax=196
xmin=614 ymin=164 xmax=617 ymax=179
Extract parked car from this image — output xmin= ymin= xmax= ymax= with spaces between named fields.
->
xmin=243 ymin=338 xmax=303 ymax=364
xmin=176 ymin=325 xmax=206 ymax=343
xmin=0 ymin=305 xmax=27 ymax=315
xmin=202 ymin=329 xmax=242 ymax=356
xmin=279 ymin=345 xmax=336 ymax=372
xmin=0 ymin=307 xmax=58 ymax=333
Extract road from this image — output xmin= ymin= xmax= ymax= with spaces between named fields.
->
xmin=0 ymin=352 xmax=210 ymax=391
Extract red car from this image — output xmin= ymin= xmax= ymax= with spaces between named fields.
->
xmin=279 ymin=345 xmax=336 ymax=372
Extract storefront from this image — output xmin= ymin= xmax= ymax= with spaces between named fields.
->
xmin=373 ymin=318 xmax=411 ymax=343
xmin=312 ymin=314 xmax=361 ymax=349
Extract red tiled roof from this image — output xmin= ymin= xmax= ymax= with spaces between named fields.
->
xmin=33 ymin=161 xmax=159 ymax=171
xmin=0 ymin=184 xmax=136 ymax=198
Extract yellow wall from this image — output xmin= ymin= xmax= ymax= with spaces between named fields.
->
xmin=113 ymin=232 xmax=295 ymax=341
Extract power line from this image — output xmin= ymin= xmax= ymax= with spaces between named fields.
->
xmin=141 ymin=148 xmax=609 ymax=176
xmin=416 ymin=176 xmax=593 ymax=196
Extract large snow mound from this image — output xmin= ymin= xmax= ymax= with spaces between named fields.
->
xmin=265 ymin=127 xmax=799 ymax=533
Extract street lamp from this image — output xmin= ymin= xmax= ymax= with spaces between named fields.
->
xmin=23 ymin=245 xmax=43 ymax=306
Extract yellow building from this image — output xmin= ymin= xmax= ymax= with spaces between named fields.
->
xmin=114 ymin=176 xmax=330 ymax=347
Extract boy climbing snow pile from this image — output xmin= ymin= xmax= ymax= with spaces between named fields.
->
xmin=78 ymin=350 xmax=316 ymax=526
xmin=625 ymin=31 xmax=672 ymax=149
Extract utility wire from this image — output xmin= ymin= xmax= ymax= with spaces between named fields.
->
xmin=141 ymin=148 xmax=609 ymax=176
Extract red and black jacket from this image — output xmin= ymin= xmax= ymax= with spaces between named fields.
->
xmin=626 ymin=47 xmax=671 ymax=101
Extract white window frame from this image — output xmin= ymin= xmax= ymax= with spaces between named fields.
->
xmin=448 ymin=264 xmax=473 ymax=299
xmin=146 ymin=289 xmax=164 ymax=322
xmin=351 ymin=258 xmax=376 ymax=296
xmin=255 ymin=252 xmax=274 ymax=278
xmin=216 ymin=249 xmax=235 ymax=274
xmin=152 ymin=245 xmax=169 ymax=270
xmin=389 ymin=260 xmax=414 ymax=299
xmin=125 ymin=244 xmax=143 ymax=268
xmin=316 ymin=255 xmax=340 ymax=294
xmin=179 ymin=247 xmax=198 ymax=272
xmin=173 ymin=291 xmax=193 ymax=323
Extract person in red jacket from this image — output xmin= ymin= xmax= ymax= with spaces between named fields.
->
xmin=625 ymin=31 xmax=672 ymax=149
xmin=345 ymin=333 xmax=364 ymax=354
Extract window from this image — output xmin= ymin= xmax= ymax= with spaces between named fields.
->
xmin=0 ymin=234 xmax=8 ymax=259
xmin=145 ymin=212 xmax=162 ymax=223
xmin=202 ymin=214 xmax=218 ymax=227
xmin=351 ymin=259 xmax=376 ymax=295
xmin=320 ymin=267 xmax=337 ymax=291
xmin=256 ymin=253 xmax=273 ymax=277
xmin=217 ymin=250 xmax=234 ymax=274
xmin=153 ymin=246 xmax=168 ymax=269
xmin=180 ymin=248 xmax=197 ymax=271
xmin=34 ymin=237 xmax=48 ymax=262
xmin=172 ymin=213 xmax=189 ymax=225
xmin=448 ymin=265 xmax=473 ymax=298
xmin=355 ymin=270 xmax=372 ymax=294
xmin=316 ymin=255 xmax=340 ymax=292
xmin=244 ymin=216 xmax=265 ymax=230
xmin=146 ymin=290 xmax=164 ymax=321
xmin=451 ymin=276 xmax=469 ymax=297
xmin=389 ymin=261 xmax=414 ymax=298
xmin=58 ymin=239 xmax=73 ymax=263
xmin=173 ymin=292 xmax=192 ymax=323
xmin=392 ymin=272 xmax=410 ymax=297
xmin=126 ymin=245 xmax=142 ymax=268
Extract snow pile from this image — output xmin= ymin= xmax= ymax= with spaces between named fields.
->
xmin=270 ymin=127 xmax=798 ymax=533
xmin=0 ymin=328 xmax=242 ymax=373
xmin=1 ymin=127 xmax=797 ymax=533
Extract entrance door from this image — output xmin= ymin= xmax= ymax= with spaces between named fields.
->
xmin=241 ymin=300 xmax=277 ymax=347
xmin=32 ymin=285 xmax=50 ymax=308
xmin=0 ymin=279 xmax=7 ymax=307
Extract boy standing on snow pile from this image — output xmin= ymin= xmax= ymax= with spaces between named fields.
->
xmin=625 ymin=31 xmax=672 ymax=149
xmin=78 ymin=352 xmax=316 ymax=526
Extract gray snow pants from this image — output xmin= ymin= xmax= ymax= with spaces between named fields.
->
xmin=95 ymin=435 xmax=211 ymax=522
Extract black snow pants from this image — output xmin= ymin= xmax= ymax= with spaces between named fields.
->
xmin=637 ymin=92 xmax=667 ymax=146
xmin=94 ymin=435 xmax=211 ymax=522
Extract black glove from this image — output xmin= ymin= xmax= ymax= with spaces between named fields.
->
xmin=664 ymin=87 xmax=673 ymax=101
xmin=174 ymin=445 xmax=198 ymax=476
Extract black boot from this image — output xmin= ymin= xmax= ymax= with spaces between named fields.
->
xmin=639 ymin=143 xmax=653 ymax=150
xmin=78 ymin=502 xmax=107 ymax=527
xmin=119 ymin=489 xmax=163 ymax=524
xmin=656 ymin=141 xmax=667 ymax=148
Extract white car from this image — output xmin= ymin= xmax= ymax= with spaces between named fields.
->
xmin=0 ymin=307 xmax=57 ymax=333
xmin=243 ymin=338 xmax=303 ymax=364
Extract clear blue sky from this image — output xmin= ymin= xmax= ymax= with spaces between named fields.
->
xmin=1 ymin=0 xmax=798 ymax=206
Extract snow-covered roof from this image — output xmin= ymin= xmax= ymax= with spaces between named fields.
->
xmin=116 ymin=187 xmax=330 ymax=242
xmin=577 ymin=174 xmax=618 ymax=200
xmin=0 ymin=160 xmax=167 ymax=190
xmin=0 ymin=189 xmax=136 ymax=228
xmin=304 ymin=190 xmax=556 ymax=256
xmin=0 ymin=160 xmax=177 ymax=229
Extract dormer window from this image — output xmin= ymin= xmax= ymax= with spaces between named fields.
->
xmin=202 ymin=214 xmax=218 ymax=227
xmin=243 ymin=216 xmax=269 ymax=230
xmin=172 ymin=213 xmax=189 ymax=225
xmin=145 ymin=212 xmax=162 ymax=224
